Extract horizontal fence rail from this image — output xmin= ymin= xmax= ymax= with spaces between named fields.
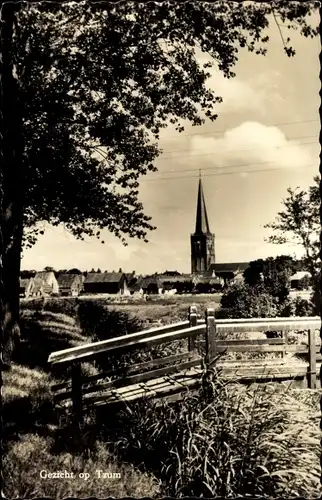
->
xmin=49 ymin=307 xmax=321 ymax=428
xmin=49 ymin=316 xmax=321 ymax=365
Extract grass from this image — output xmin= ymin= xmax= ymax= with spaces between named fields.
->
xmin=3 ymin=434 xmax=160 ymax=498
xmin=2 ymin=363 xmax=160 ymax=498
xmin=2 ymin=364 xmax=54 ymax=404
xmin=21 ymin=294 xmax=222 ymax=326
xmin=6 ymin=297 xmax=321 ymax=497
xmin=101 ymin=374 xmax=321 ymax=497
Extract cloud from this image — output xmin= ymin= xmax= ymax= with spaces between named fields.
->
xmin=189 ymin=121 xmax=314 ymax=172
xmin=208 ymin=71 xmax=266 ymax=113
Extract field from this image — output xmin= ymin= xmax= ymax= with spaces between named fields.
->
xmin=3 ymin=295 xmax=321 ymax=498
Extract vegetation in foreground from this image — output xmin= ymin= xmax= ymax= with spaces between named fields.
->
xmin=3 ymin=362 xmax=320 ymax=498
xmin=2 ymin=364 xmax=160 ymax=499
xmin=3 ymin=297 xmax=321 ymax=498
xmin=101 ymin=375 xmax=320 ymax=497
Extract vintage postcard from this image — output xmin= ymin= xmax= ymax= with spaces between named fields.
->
xmin=1 ymin=1 xmax=321 ymax=498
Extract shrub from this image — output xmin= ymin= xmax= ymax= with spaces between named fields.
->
xmin=77 ymin=300 xmax=143 ymax=340
xmin=20 ymin=297 xmax=78 ymax=317
xmin=279 ymin=297 xmax=315 ymax=317
xmin=16 ymin=309 xmax=88 ymax=371
xmin=105 ymin=375 xmax=320 ymax=498
xmin=41 ymin=297 xmax=79 ymax=317
xmin=3 ymin=434 xmax=160 ymax=498
xmin=220 ymin=282 xmax=278 ymax=318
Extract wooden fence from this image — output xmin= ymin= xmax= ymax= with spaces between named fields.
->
xmin=49 ymin=307 xmax=321 ymax=427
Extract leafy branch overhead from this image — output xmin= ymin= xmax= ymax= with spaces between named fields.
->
xmin=12 ymin=1 xmax=319 ymax=246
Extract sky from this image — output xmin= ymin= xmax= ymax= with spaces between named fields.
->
xmin=22 ymin=11 xmax=321 ymax=275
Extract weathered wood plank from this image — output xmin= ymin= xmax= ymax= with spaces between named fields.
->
xmin=52 ymin=351 xmax=195 ymax=394
xmin=85 ymin=373 xmax=202 ymax=407
xmin=215 ymin=316 xmax=321 ymax=324
xmin=51 ymin=340 xmax=286 ymax=392
xmin=220 ymin=366 xmax=314 ymax=378
xmin=216 ymin=345 xmax=286 ymax=353
xmin=49 ymin=324 xmax=205 ymax=365
xmin=48 ymin=320 xmax=190 ymax=365
xmin=206 ymin=308 xmax=216 ymax=363
xmin=90 ymin=351 xmax=198 ymax=383
xmin=216 ymin=320 xmax=320 ymax=334
xmin=85 ymin=375 xmax=194 ymax=405
xmin=216 ymin=358 xmax=288 ymax=366
xmin=71 ymin=363 xmax=82 ymax=428
xmin=189 ymin=305 xmax=198 ymax=353
xmin=308 ymin=329 xmax=317 ymax=389
xmin=216 ymin=338 xmax=285 ymax=346
xmin=285 ymin=345 xmax=320 ymax=353
xmin=54 ymin=357 xmax=202 ymax=402
xmin=49 ymin=317 xmax=320 ymax=365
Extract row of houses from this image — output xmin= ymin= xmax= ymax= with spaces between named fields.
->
xmin=20 ymin=272 xmax=84 ymax=298
xmin=20 ymin=267 xmax=312 ymax=299
xmin=20 ymin=271 xmax=132 ymax=298
xmin=20 ymin=270 xmax=226 ymax=298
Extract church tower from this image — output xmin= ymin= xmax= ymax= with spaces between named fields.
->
xmin=190 ymin=175 xmax=215 ymax=274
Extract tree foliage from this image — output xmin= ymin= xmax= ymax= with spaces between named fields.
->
xmin=264 ymin=177 xmax=320 ymax=279
xmin=12 ymin=1 xmax=319 ymax=247
xmin=220 ymin=282 xmax=279 ymax=319
xmin=1 ymin=0 xmax=319 ymax=361
xmin=264 ymin=176 xmax=320 ymax=312
xmin=244 ymin=255 xmax=297 ymax=303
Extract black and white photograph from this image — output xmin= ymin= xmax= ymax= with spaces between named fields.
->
xmin=1 ymin=1 xmax=321 ymax=498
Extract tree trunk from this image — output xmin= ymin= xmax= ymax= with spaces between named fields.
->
xmin=1 ymin=3 xmax=25 ymax=366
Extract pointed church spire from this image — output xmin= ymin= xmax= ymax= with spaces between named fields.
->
xmin=195 ymin=174 xmax=210 ymax=234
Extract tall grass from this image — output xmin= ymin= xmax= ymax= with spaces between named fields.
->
xmin=101 ymin=370 xmax=321 ymax=498
xmin=3 ymin=434 xmax=160 ymax=499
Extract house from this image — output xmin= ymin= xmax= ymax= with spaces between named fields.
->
xmin=57 ymin=273 xmax=84 ymax=296
xmin=140 ymin=276 xmax=163 ymax=295
xmin=162 ymin=270 xmax=182 ymax=277
xmin=205 ymin=262 xmax=249 ymax=286
xmin=290 ymin=271 xmax=311 ymax=290
xmin=19 ymin=278 xmax=34 ymax=298
xmin=129 ymin=278 xmax=145 ymax=296
xmin=32 ymin=271 xmax=59 ymax=296
xmin=124 ymin=272 xmax=137 ymax=289
xmin=193 ymin=275 xmax=224 ymax=293
xmin=83 ymin=272 xmax=130 ymax=295
xmin=158 ymin=274 xmax=195 ymax=294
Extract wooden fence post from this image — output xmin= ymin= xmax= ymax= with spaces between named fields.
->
xmin=308 ymin=329 xmax=316 ymax=389
xmin=205 ymin=308 xmax=216 ymax=364
xmin=71 ymin=362 xmax=83 ymax=429
xmin=282 ymin=329 xmax=288 ymax=359
xmin=188 ymin=305 xmax=198 ymax=355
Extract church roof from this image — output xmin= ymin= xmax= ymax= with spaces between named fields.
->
xmin=195 ymin=176 xmax=211 ymax=234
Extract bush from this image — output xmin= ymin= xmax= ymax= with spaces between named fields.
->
xmin=77 ymin=300 xmax=162 ymax=374
xmin=20 ymin=297 xmax=78 ymax=317
xmin=42 ymin=297 xmax=79 ymax=317
xmin=3 ymin=434 xmax=160 ymax=499
xmin=220 ymin=282 xmax=278 ymax=318
xmin=279 ymin=297 xmax=315 ymax=317
xmin=77 ymin=300 xmax=143 ymax=341
xmin=105 ymin=375 xmax=320 ymax=498
xmin=16 ymin=309 xmax=88 ymax=371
